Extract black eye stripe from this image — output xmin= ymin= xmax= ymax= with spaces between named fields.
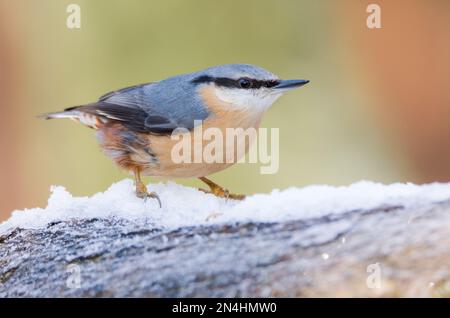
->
xmin=192 ymin=76 xmax=279 ymax=89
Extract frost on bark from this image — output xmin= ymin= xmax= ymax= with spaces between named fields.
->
xmin=1 ymin=200 xmax=450 ymax=297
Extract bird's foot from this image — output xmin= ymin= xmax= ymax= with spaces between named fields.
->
xmin=136 ymin=183 xmax=162 ymax=208
xmin=198 ymin=186 xmax=245 ymax=201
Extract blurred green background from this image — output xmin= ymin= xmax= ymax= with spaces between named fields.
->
xmin=1 ymin=0 xmax=449 ymax=220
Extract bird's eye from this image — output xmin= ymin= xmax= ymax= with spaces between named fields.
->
xmin=238 ymin=78 xmax=252 ymax=89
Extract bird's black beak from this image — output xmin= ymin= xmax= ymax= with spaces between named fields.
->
xmin=274 ymin=79 xmax=309 ymax=90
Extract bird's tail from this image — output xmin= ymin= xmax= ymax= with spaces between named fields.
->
xmin=39 ymin=109 xmax=80 ymax=120
xmin=39 ymin=107 xmax=103 ymax=129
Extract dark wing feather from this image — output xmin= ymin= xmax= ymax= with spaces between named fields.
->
xmin=65 ymin=102 xmax=180 ymax=134
xmin=66 ymin=82 xmax=187 ymax=134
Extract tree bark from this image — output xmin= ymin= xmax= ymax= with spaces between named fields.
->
xmin=1 ymin=199 xmax=450 ymax=297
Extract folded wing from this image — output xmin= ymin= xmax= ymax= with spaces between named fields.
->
xmin=46 ymin=81 xmax=209 ymax=134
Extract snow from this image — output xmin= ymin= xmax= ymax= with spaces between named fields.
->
xmin=1 ymin=179 xmax=450 ymax=233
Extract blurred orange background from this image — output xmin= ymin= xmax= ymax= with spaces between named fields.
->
xmin=0 ymin=0 xmax=449 ymax=221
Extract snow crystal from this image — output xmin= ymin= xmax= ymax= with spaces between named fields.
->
xmin=1 ymin=179 xmax=450 ymax=233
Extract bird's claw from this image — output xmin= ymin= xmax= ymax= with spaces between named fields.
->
xmin=226 ymin=192 xmax=245 ymax=200
xmin=136 ymin=189 xmax=162 ymax=208
xmin=198 ymin=187 xmax=245 ymax=201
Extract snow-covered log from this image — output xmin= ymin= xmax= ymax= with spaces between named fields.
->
xmin=1 ymin=180 xmax=450 ymax=297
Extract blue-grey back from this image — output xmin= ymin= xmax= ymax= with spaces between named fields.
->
xmin=102 ymin=72 xmax=209 ymax=130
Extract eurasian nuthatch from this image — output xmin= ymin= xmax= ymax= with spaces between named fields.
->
xmin=44 ymin=64 xmax=308 ymax=206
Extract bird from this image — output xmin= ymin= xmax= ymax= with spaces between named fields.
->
xmin=43 ymin=64 xmax=309 ymax=207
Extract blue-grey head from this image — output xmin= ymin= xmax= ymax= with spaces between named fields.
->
xmin=189 ymin=64 xmax=309 ymax=111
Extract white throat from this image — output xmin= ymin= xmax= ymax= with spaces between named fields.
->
xmin=214 ymin=86 xmax=282 ymax=111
